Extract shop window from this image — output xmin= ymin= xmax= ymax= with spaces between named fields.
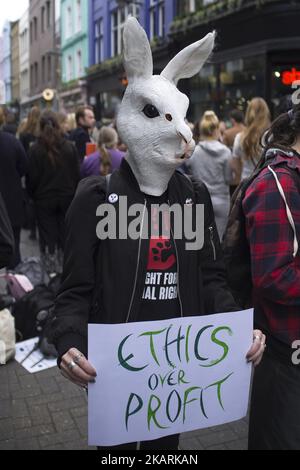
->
xmin=188 ymin=55 xmax=265 ymax=122
xmin=219 ymin=56 xmax=265 ymax=118
xmin=271 ymin=64 xmax=300 ymax=116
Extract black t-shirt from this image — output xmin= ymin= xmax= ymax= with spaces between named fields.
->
xmin=139 ymin=191 xmax=181 ymax=322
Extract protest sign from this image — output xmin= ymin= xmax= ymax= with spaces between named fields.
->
xmin=88 ymin=309 xmax=253 ymax=446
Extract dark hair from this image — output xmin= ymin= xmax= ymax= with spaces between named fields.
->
xmin=5 ymin=111 xmax=16 ymax=125
xmin=263 ymin=104 xmax=300 ymax=154
xmin=39 ymin=111 xmax=64 ymax=166
xmin=75 ymin=106 xmax=93 ymax=126
xmin=230 ymin=109 xmax=244 ymax=124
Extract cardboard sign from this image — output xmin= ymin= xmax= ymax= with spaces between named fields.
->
xmin=88 ymin=309 xmax=253 ymax=446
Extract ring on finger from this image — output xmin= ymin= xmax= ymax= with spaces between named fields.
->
xmin=73 ymin=353 xmax=83 ymax=365
xmin=67 ymin=360 xmax=77 ymax=372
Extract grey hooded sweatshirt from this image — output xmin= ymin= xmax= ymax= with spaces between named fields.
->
xmin=186 ymin=140 xmax=233 ymax=239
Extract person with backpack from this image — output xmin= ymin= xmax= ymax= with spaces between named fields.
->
xmin=224 ymin=104 xmax=300 ymax=450
xmin=49 ymin=18 xmax=265 ymax=451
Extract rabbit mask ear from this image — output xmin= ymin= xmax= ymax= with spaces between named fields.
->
xmin=161 ymin=31 xmax=215 ymax=86
xmin=123 ymin=17 xmax=153 ymax=82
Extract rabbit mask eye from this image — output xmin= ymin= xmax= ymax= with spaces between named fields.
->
xmin=143 ymin=104 xmax=160 ymax=119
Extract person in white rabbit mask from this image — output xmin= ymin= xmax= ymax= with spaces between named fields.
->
xmin=50 ymin=18 xmax=266 ymax=450
xmin=117 ymin=17 xmax=199 ymax=196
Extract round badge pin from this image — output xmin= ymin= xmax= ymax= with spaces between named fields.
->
xmin=185 ymin=198 xmax=193 ymax=206
xmin=109 ymin=193 xmax=119 ymax=204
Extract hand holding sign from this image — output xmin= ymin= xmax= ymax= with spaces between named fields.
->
xmin=88 ymin=309 xmax=261 ymax=446
xmin=60 ymin=327 xmax=265 ymax=390
xmin=60 ymin=348 xmax=97 ymax=388
xmin=247 ymin=330 xmax=266 ymax=367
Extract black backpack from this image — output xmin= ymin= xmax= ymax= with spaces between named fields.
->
xmin=222 ymin=153 xmax=300 ymax=309
xmin=12 ymin=285 xmax=55 ymax=342
xmin=11 ymin=274 xmax=62 ymax=343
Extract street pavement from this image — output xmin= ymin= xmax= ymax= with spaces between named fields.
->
xmin=0 ymin=231 xmax=249 ymax=451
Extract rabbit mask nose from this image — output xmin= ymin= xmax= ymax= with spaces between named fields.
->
xmin=177 ymin=129 xmax=193 ymax=145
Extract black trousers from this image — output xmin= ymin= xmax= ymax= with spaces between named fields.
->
xmin=35 ymin=197 xmax=73 ymax=254
xmin=249 ymin=349 xmax=300 ymax=450
xmin=98 ymin=434 xmax=179 ymax=451
xmin=8 ymin=226 xmax=21 ymax=269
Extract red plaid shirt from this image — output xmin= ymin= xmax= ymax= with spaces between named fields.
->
xmin=243 ymin=150 xmax=300 ymax=351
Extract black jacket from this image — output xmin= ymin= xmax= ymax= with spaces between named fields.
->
xmin=0 ymin=131 xmax=28 ymax=227
xmin=19 ymin=132 xmax=37 ymax=155
xmin=69 ymin=127 xmax=91 ymax=162
xmin=50 ymin=159 xmax=237 ymax=359
xmin=2 ymin=124 xmax=18 ymax=137
xmin=0 ymin=191 xmax=14 ymax=269
xmin=26 ymin=139 xmax=80 ymax=202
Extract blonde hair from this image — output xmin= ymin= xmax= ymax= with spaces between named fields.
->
xmin=67 ymin=113 xmax=76 ymax=131
xmin=57 ymin=112 xmax=67 ymax=126
xmin=241 ymin=97 xmax=271 ymax=161
xmin=98 ymin=127 xmax=118 ymax=176
xmin=200 ymin=111 xmax=219 ymax=138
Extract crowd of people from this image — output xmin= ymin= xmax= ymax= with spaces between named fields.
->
xmin=1 ymin=88 xmax=300 ymax=449
xmin=0 ymin=104 xmax=125 ymax=273
xmin=0 ymin=96 xmax=274 ymax=271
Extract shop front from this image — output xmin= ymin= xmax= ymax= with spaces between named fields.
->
xmin=170 ymin=0 xmax=300 ymax=122
xmin=58 ymin=80 xmax=88 ymax=114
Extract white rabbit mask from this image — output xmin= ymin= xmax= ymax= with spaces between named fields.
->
xmin=117 ymin=17 xmax=215 ymax=196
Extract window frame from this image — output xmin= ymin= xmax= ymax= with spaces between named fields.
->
xmin=111 ymin=3 xmax=140 ymax=57
xmin=94 ymin=18 xmax=104 ymax=64
xmin=149 ymin=0 xmax=165 ymax=41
